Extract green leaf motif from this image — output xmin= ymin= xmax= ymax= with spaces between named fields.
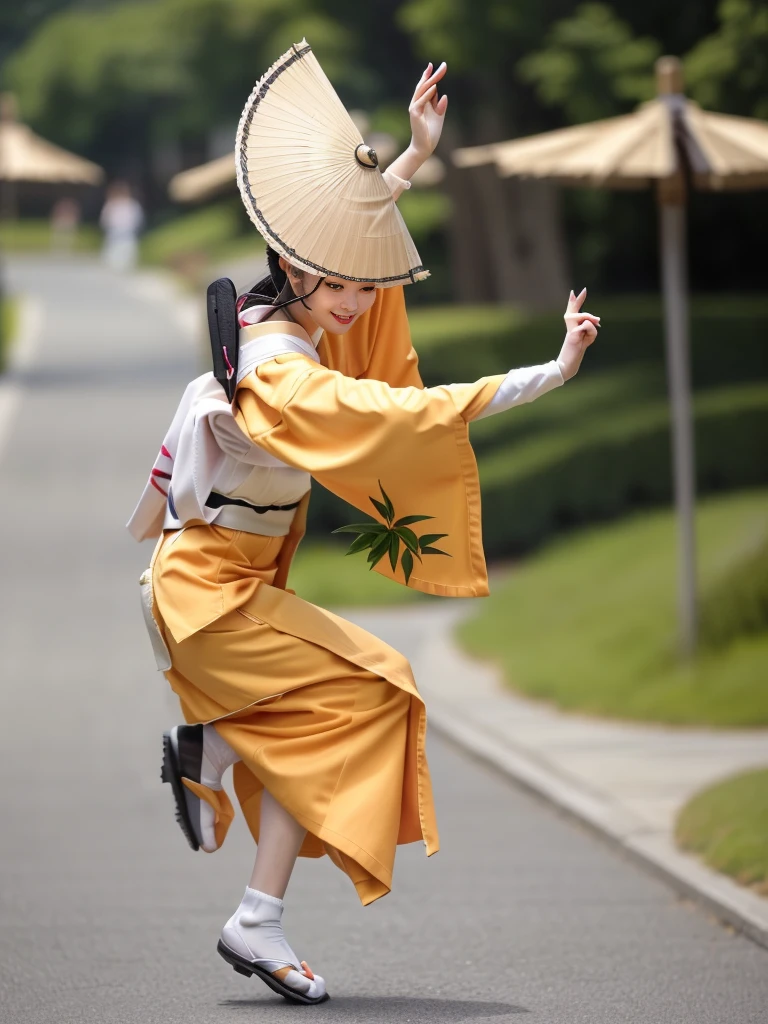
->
xmin=345 ymin=532 xmax=379 ymax=555
xmin=394 ymin=514 xmax=434 ymax=527
xmin=333 ymin=486 xmax=450 ymax=584
xmin=370 ymin=497 xmax=391 ymax=522
xmin=418 ymin=533 xmax=448 ymax=549
xmin=401 ymin=548 xmax=414 ymax=585
xmin=394 ymin=526 xmax=420 ymax=554
xmin=388 ymin=532 xmax=399 ymax=571
xmin=367 ymin=532 xmax=391 ymax=567
xmin=332 ymin=522 xmax=388 ymax=535
xmin=378 ymin=481 xmax=395 ymax=523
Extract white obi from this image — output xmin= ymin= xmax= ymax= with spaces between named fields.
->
xmin=127 ymin=323 xmax=320 ymax=542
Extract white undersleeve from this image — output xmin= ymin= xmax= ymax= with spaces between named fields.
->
xmin=472 ymin=360 xmax=564 ymax=421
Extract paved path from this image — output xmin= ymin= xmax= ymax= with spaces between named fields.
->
xmin=1 ymin=256 xmax=767 ymax=1023
xmin=341 ymin=606 xmax=768 ymax=946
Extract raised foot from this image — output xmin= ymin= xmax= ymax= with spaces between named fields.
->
xmin=217 ymin=939 xmax=329 ymax=1005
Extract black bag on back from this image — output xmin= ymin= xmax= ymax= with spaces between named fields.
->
xmin=206 ymin=277 xmax=238 ymax=401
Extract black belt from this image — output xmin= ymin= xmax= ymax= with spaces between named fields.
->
xmin=205 ymin=491 xmax=301 ymax=515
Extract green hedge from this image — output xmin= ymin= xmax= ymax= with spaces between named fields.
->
xmin=700 ymin=537 xmax=768 ymax=650
xmin=478 ymin=384 xmax=768 ymax=556
xmin=457 ymin=489 xmax=768 ymax=726
xmin=409 ymin=296 xmax=768 ymax=390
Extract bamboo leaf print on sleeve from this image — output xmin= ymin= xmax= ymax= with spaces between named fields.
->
xmin=334 ymin=485 xmax=451 ymax=585
xmin=393 ymin=514 xmax=434 ymax=527
xmin=401 ymin=547 xmax=414 ymax=585
xmin=388 ymin=532 xmax=399 ymax=571
xmin=378 ymin=481 xmax=395 ymax=523
xmin=345 ymin=532 xmax=380 ymax=555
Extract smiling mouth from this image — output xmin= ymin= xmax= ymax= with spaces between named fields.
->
xmin=331 ymin=312 xmax=355 ymax=324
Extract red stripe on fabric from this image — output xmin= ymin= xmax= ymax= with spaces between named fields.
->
xmin=152 ymin=469 xmax=172 ymax=480
xmin=150 ymin=477 xmax=168 ymax=497
xmin=160 ymin=445 xmax=173 ymax=459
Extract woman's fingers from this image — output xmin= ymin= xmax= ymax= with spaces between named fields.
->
xmin=416 ymin=83 xmax=438 ymax=107
xmin=566 ymin=287 xmax=587 ymax=313
xmin=411 ymin=62 xmax=447 ymax=103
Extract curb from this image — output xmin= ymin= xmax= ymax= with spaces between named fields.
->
xmin=422 ymin=686 xmax=768 ymax=951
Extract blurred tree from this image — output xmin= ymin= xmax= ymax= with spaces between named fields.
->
xmin=6 ymin=0 xmax=357 ymax=191
xmin=0 ymin=0 xmax=82 ymax=68
xmin=517 ymin=3 xmax=660 ymax=124
xmin=685 ymin=0 xmax=768 ymax=120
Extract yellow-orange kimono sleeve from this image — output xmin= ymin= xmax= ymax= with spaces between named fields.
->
xmin=235 ymin=357 xmax=505 ymax=598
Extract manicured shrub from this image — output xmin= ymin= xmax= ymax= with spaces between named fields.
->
xmin=699 ymin=538 xmax=768 ymax=650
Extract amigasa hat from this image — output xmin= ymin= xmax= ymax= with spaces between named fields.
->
xmin=235 ymin=40 xmax=428 ymax=287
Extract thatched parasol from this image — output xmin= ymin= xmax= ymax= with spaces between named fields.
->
xmin=454 ymin=56 xmax=768 ymax=656
xmin=169 ymin=130 xmax=443 ymax=204
xmin=0 ymin=94 xmax=103 ymax=187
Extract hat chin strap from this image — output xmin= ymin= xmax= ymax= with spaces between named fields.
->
xmin=268 ymin=276 xmax=324 ymax=318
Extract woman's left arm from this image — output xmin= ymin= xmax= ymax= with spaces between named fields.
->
xmin=383 ymin=62 xmax=448 ymax=197
xmin=473 ymin=289 xmax=601 ymax=421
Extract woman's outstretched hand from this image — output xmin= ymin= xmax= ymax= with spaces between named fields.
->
xmin=409 ymin=62 xmax=448 ymax=160
xmin=557 ymin=289 xmax=600 ymax=381
xmin=384 ymin=63 xmax=448 ymax=186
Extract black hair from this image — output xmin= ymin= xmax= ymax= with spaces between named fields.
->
xmin=238 ymin=245 xmax=320 ymax=318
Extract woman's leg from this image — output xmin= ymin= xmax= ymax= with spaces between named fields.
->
xmin=250 ymin=788 xmax=306 ymax=898
xmin=220 ymin=788 xmax=326 ymax=1000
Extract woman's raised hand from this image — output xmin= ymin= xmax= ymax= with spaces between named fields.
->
xmin=557 ymin=288 xmax=600 ymax=381
xmin=408 ymin=62 xmax=448 ymax=160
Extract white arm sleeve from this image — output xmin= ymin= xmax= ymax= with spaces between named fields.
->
xmin=382 ymin=168 xmax=412 ymax=201
xmin=472 ymin=360 xmax=564 ymax=422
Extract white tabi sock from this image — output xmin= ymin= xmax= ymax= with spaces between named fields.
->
xmin=201 ymin=723 xmax=240 ymax=789
xmin=197 ymin=725 xmax=239 ymax=852
xmin=221 ymin=888 xmax=326 ymax=998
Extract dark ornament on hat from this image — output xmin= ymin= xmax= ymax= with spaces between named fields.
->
xmin=355 ymin=143 xmax=378 ymax=168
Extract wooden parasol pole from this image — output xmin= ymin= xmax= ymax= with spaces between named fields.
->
xmin=656 ymin=57 xmax=697 ymax=657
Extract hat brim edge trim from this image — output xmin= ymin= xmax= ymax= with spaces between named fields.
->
xmin=235 ymin=42 xmax=429 ymax=286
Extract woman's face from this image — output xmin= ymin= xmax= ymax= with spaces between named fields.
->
xmin=282 ymin=260 xmax=378 ymax=335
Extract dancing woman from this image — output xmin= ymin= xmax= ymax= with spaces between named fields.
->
xmin=128 ymin=41 xmax=599 ymax=1006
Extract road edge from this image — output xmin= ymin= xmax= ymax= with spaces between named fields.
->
xmin=423 ymin=687 xmax=768 ymax=952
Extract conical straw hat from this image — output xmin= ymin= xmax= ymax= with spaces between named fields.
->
xmin=236 ymin=40 xmax=428 ymax=287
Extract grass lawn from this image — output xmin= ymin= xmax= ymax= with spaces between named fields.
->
xmin=675 ymin=768 xmax=768 ymax=894
xmin=1 ymin=297 xmax=17 ymax=372
xmin=457 ymin=489 xmax=768 ymax=726
xmin=140 ymin=200 xmax=265 ymax=268
xmin=0 ymin=220 xmax=100 ymax=252
xmin=288 ymin=541 xmax=428 ymax=608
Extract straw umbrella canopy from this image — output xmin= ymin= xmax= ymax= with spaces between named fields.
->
xmin=0 ymin=94 xmax=103 ymax=205
xmin=169 ymin=134 xmax=443 ymax=203
xmin=454 ymin=56 xmax=768 ymax=657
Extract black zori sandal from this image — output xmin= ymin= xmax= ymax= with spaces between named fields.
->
xmin=218 ymin=888 xmax=329 ymax=1004
xmin=217 ymin=941 xmax=329 ymax=1005
xmin=161 ymin=724 xmax=205 ymax=851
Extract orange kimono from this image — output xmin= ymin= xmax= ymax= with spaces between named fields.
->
xmin=145 ymin=286 xmax=504 ymax=905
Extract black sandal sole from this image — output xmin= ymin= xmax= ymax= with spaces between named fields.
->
xmin=217 ymin=939 xmax=330 ymax=1005
xmin=161 ymin=729 xmax=200 ymax=852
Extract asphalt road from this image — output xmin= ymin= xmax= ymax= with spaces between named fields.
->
xmin=1 ymin=256 xmax=766 ymax=1024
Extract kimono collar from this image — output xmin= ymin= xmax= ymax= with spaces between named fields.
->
xmin=238 ymin=303 xmax=324 ymax=348
xmin=238 ymin=321 xmax=321 ymax=385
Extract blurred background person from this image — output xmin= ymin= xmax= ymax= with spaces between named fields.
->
xmin=49 ymin=195 xmax=80 ymax=254
xmin=99 ymin=180 xmax=143 ymax=271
